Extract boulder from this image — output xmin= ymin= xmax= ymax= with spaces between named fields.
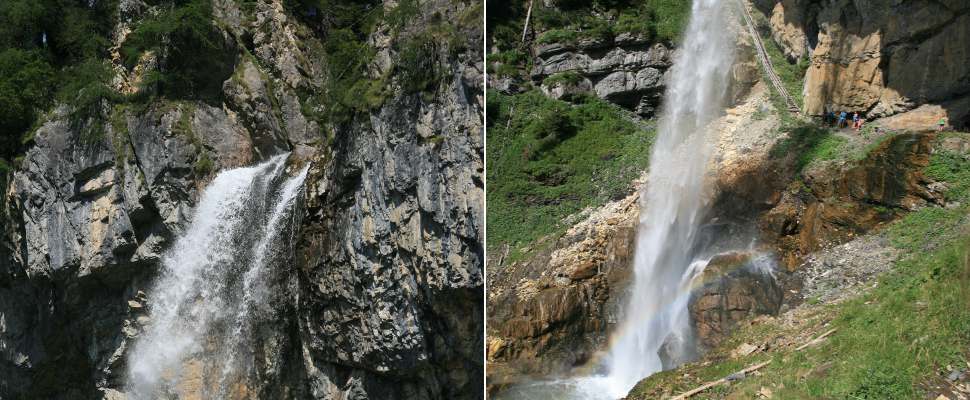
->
xmin=689 ymin=252 xmax=783 ymax=349
xmin=541 ymin=77 xmax=594 ymax=101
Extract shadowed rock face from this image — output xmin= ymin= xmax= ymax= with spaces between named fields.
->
xmin=760 ymin=133 xmax=941 ymax=270
xmin=755 ymin=0 xmax=970 ymax=126
xmin=0 ymin=0 xmax=483 ymax=399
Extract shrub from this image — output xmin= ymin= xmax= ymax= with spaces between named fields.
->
xmin=536 ymin=28 xmax=579 ymax=45
xmin=121 ymin=0 xmax=236 ymax=101
xmin=59 ymin=59 xmax=120 ymax=130
xmin=397 ymin=32 xmax=440 ymax=94
xmin=0 ymin=48 xmax=55 ymax=152
xmin=542 ymin=71 xmax=583 ymax=86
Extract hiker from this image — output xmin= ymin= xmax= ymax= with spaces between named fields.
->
xmin=838 ymin=111 xmax=847 ymax=128
xmin=852 ymin=112 xmax=860 ymax=130
xmin=939 ymin=116 xmax=948 ymax=131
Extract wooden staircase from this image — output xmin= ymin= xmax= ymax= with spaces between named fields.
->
xmin=737 ymin=0 xmax=802 ymax=116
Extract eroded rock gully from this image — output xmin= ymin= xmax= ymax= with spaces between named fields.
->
xmin=0 ymin=0 xmax=483 ymax=399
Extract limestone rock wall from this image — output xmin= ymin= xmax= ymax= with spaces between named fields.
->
xmin=292 ymin=0 xmax=485 ymax=397
xmin=756 ymin=0 xmax=970 ymax=126
xmin=531 ymin=38 xmax=673 ymax=116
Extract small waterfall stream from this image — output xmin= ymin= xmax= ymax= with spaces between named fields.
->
xmin=127 ymin=154 xmax=309 ymax=399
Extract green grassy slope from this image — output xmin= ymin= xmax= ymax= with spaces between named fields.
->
xmin=485 ymin=0 xmax=693 ymax=262
xmin=486 ymin=90 xmax=654 ymax=261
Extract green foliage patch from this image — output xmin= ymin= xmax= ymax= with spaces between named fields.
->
xmin=925 ymin=141 xmax=970 ymax=202
xmin=0 ymin=0 xmax=120 ymax=166
xmin=760 ymin=25 xmax=809 ymax=109
xmin=487 ymin=49 xmax=529 ymax=79
xmin=533 ymin=0 xmax=690 ymax=46
xmin=0 ymin=49 xmax=55 ymax=151
xmin=487 ymin=90 xmax=655 ymax=260
xmin=288 ymin=0 xmax=472 ymax=127
xmin=121 ymin=0 xmax=236 ymax=101
xmin=542 ymin=71 xmax=583 ymax=87
xmin=789 ymin=236 xmax=970 ymax=399
xmin=489 ymin=0 xmax=690 ymax=52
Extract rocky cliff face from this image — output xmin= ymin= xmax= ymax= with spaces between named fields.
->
xmin=484 ymin=78 xmax=773 ymax=392
xmin=0 ymin=0 xmax=483 ymax=399
xmin=755 ymin=0 xmax=970 ymax=126
xmin=531 ymin=38 xmax=673 ymax=116
xmin=486 ymin=190 xmax=639 ymax=392
xmin=292 ymin=1 xmax=485 ymax=395
xmin=760 ymin=132 xmax=944 ymax=270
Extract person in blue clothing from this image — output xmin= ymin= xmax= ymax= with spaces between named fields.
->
xmin=838 ymin=111 xmax=847 ymax=128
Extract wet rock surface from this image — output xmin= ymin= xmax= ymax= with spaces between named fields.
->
xmin=485 ymin=190 xmax=640 ymax=392
xmin=688 ymin=252 xmax=784 ymax=350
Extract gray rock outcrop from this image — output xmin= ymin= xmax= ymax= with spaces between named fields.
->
xmin=533 ymin=40 xmax=673 ymax=116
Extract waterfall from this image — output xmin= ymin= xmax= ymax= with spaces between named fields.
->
xmin=598 ymin=0 xmax=738 ymax=396
xmin=127 ymin=154 xmax=310 ymax=399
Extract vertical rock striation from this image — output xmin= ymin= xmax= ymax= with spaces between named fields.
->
xmin=292 ymin=1 xmax=485 ymax=397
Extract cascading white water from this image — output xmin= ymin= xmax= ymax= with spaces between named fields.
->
xmin=127 ymin=154 xmax=309 ymax=399
xmin=495 ymin=3 xmax=751 ymax=399
xmin=495 ymin=3 xmax=740 ymax=398
xmin=596 ymin=0 xmax=737 ymax=396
